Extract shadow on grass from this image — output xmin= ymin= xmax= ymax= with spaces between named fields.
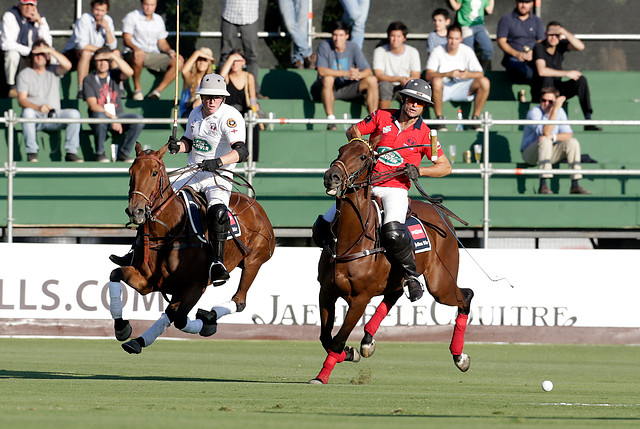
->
xmin=0 ymin=369 xmax=304 ymax=384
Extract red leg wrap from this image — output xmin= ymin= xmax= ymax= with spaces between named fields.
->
xmin=449 ymin=313 xmax=468 ymax=356
xmin=364 ymin=301 xmax=390 ymax=337
xmin=315 ymin=350 xmax=347 ymax=384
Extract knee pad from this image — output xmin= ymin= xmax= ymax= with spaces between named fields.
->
xmin=381 ymin=221 xmax=412 ymax=253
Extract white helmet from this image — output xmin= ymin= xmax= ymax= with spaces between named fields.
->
xmin=399 ymin=79 xmax=433 ymax=105
xmin=196 ymin=73 xmax=230 ymax=96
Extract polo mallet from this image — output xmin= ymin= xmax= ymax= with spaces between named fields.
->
xmin=430 ymin=129 xmax=438 ymax=161
xmin=171 ymin=0 xmax=180 ymax=141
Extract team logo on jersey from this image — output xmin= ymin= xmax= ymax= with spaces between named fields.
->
xmin=193 ymin=137 xmax=212 ymax=152
xmin=382 ymin=125 xmax=392 ymax=134
xmin=377 ymin=146 xmax=404 ymax=167
xmin=227 ymin=118 xmax=237 ymax=128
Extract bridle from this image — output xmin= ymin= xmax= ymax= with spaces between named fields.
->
xmin=128 ymin=152 xmax=180 ymax=231
xmin=329 ymin=138 xmax=376 ymax=198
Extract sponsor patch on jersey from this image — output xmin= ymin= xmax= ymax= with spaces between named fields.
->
xmin=377 ymin=146 xmax=404 ymax=167
xmin=382 ymin=125 xmax=392 ymax=134
xmin=193 ymin=137 xmax=212 ymax=152
xmin=227 ymin=118 xmax=237 ymax=128
xmin=364 ymin=114 xmax=373 ymax=123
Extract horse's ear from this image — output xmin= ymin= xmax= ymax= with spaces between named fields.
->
xmin=134 ymin=142 xmax=143 ymax=157
xmin=157 ymin=143 xmax=168 ymax=159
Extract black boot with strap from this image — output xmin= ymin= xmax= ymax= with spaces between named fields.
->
xmin=381 ymin=221 xmax=423 ymax=302
xmin=207 ymin=204 xmax=231 ymax=286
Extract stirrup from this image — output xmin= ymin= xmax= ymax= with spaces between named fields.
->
xmin=209 ymin=261 xmax=230 ymax=286
xmin=404 ymin=276 xmax=424 ymax=302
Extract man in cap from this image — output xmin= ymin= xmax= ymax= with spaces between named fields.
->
xmin=312 ymin=79 xmax=452 ymax=302
xmin=167 ymin=73 xmax=249 ymax=286
xmin=1 ymin=0 xmax=52 ymax=97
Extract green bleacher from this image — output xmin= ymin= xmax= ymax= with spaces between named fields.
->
xmin=2 ymin=69 xmax=640 ymax=232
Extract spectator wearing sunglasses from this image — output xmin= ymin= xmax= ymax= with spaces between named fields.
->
xmin=532 ymin=21 xmax=601 ymax=131
xmin=521 ymin=87 xmax=590 ymax=195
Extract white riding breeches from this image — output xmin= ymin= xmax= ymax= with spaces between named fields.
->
xmin=322 ymin=186 xmax=409 ymax=225
xmin=171 ymin=169 xmax=232 ymax=208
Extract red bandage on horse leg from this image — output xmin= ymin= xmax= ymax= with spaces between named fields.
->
xmin=315 ymin=350 xmax=347 ymax=384
xmin=449 ymin=313 xmax=469 ymax=356
xmin=364 ymin=301 xmax=390 ymax=337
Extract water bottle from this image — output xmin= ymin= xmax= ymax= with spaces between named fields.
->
xmin=456 ymin=109 xmax=464 ymax=132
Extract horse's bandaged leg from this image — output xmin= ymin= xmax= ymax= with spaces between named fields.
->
xmin=364 ymin=301 xmax=389 ymax=337
xmin=179 ymin=317 xmax=203 ymax=334
xmin=108 ymin=281 xmax=123 ymax=319
xmin=141 ymin=313 xmax=171 ymax=347
xmin=449 ymin=313 xmax=469 ymax=355
xmin=211 ymin=300 xmax=237 ymax=319
xmin=315 ymin=350 xmax=347 ymax=384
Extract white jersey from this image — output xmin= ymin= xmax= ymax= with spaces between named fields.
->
xmin=184 ymin=103 xmax=246 ymax=168
xmin=425 ymin=44 xmax=482 ymax=83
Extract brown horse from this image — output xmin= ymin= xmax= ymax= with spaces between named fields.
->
xmin=311 ymin=138 xmax=474 ymax=384
xmin=108 ymin=142 xmax=275 ymax=353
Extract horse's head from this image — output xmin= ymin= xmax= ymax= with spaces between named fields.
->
xmin=324 ymin=138 xmax=375 ymax=197
xmin=125 ymin=142 xmax=170 ymax=225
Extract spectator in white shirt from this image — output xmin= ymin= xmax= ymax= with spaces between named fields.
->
xmin=0 ymin=0 xmax=51 ymax=98
xmin=122 ymin=0 xmax=183 ymax=100
xmin=63 ymin=0 xmax=118 ymax=96
xmin=372 ymin=21 xmax=421 ymax=109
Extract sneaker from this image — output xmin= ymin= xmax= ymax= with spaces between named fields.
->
xmin=116 ymin=155 xmax=134 ymax=163
xmin=327 ymin=123 xmax=338 ymax=131
xmin=469 ymin=115 xmax=483 ymax=131
xmin=570 ymin=185 xmax=591 ymax=195
xmin=65 ymin=153 xmax=84 ymax=162
xmin=538 ymin=184 xmax=553 ymax=194
xmin=96 ymin=153 xmax=109 ymax=163
xmin=433 ymin=115 xmax=447 ymax=132
xmin=304 ymin=53 xmax=317 ymax=69
xmin=584 ymin=124 xmax=603 ymax=131
xmin=132 ymin=89 xmax=143 ymax=101
xmin=147 ymin=89 xmax=161 ymax=99
xmin=27 ymin=153 xmax=38 ymax=162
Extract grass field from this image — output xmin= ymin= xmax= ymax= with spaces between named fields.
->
xmin=0 ymin=338 xmax=638 ymax=428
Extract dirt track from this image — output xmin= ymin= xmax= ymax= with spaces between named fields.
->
xmin=1 ymin=319 xmax=639 ymax=345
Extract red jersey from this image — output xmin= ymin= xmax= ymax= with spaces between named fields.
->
xmin=356 ymin=109 xmax=443 ymax=190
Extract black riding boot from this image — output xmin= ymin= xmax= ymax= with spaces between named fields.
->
xmin=208 ymin=204 xmax=230 ymax=286
xmin=312 ymin=215 xmax=332 ymax=248
xmin=382 ymin=221 xmax=423 ymax=302
xmin=110 ymin=246 xmax=134 ymax=266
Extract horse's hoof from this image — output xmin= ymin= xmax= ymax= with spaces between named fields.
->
xmin=196 ymin=308 xmax=218 ymax=337
xmin=309 ymin=378 xmax=327 ymax=385
xmin=453 ymin=353 xmax=470 ymax=372
xmin=360 ymin=338 xmax=376 ymax=358
xmin=114 ymin=319 xmax=132 ymax=341
xmin=122 ymin=339 xmax=143 ymax=354
xmin=344 ymin=346 xmax=360 ymax=363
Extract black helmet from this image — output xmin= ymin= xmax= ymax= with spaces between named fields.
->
xmin=399 ymin=79 xmax=433 ymax=106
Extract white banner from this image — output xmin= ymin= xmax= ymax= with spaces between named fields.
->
xmin=0 ymin=244 xmax=638 ymax=328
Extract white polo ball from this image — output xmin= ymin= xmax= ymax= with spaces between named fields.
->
xmin=542 ymin=380 xmax=554 ymax=392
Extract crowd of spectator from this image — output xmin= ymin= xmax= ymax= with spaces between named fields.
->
xmin=0 ymin=0 xmax=600 ymax=173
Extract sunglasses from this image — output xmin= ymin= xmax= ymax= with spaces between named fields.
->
xmin=405 ymin=96 xmax=428 ymax=106
xmin=540 ymin=98 xmax=555 ymax=103
xmin=547 ymin=33 xmax=561 ymax=38
xmin=201 ymin=95 xmax=224 ymax=101
xmin=196 ymin=57 xmax=210 ymax=62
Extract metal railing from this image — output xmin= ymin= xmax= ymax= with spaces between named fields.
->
xmin=3 ymin=109 xmax=640 ymax=246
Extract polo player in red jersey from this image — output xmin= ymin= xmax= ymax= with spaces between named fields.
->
xmin=313 ymin=78 xmax=452 ymax=302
